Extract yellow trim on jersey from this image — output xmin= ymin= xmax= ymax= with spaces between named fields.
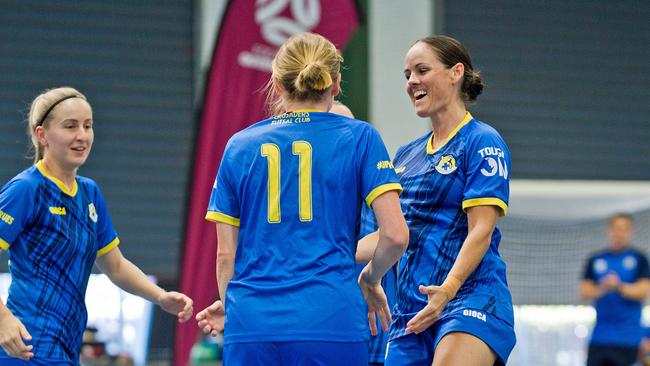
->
xmin=206 ymin=211 xmax=241 ymax=227
xmin=427 ymin=112 xmax=473 ymax=155
xmin=292 ymin=109 xmax=324 ymax=112
xmin=0 ymin=238 xmax=10 ymax=250
xmin=462 ymin=197 xmax=508 ymax=216
xmin=97 ymin=237 xmax=120 ymax=257
xmin=366 ymin=183 xmax=403 ymax=207
xmin=35 ymin=161 xmax=78 ymax=196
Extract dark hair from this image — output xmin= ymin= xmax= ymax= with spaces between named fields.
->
xmin=417 ymin=35 xmax=483 ymax=104
xmin=608 ymin=213 xmax=633 ymax=225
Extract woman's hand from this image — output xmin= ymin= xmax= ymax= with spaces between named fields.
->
xmin=405 ymin=285 xmax=450 ymax=334
xmin=158 ymin=291 xmax=194 ymax=322
xmin=196 ymin=300 xmax=226 ymax=337
xmin=358 ymin=269 xmax=392 ymax=336
xmin=0 ymin=308 xmax=33 ymax=360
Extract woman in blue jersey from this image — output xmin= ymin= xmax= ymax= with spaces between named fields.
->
xmin=195 ymin=32 xmax=409 ymax=366
xmin=0 ymin=87 xmax=194 ymax=365
xmin=376 ymin=35 xmax=516 ymax=366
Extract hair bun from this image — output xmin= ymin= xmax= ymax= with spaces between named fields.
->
xmin=294 ymin=62 xmax=333 ymax=93
xmin=464 ymin=71 xmax=484 ymax=102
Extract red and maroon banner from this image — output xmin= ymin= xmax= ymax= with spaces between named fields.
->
xmin=174 ymin=1 xmax=360 ymax=364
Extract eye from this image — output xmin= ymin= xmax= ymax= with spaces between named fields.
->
xmin=404 ymin=71 xmax=411 ymax=80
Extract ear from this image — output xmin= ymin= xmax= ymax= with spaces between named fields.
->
xmin=35 ymin=126 xmax=48 ymax=147
xmin=450 ymin=62 xmax=465 ymax=84
xmin=331 ymin=73 xmax=341 ymax=97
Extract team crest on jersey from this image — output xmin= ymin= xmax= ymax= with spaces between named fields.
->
xmin=435 ymin=155 xmax=457 ymax=175
xmin=623 ymin=255 xmax=637 ymax=270
xmin=594 ymin=259 xmax=607 ymax=274
xmin=88 ymin=203 xmax=98 ymax=223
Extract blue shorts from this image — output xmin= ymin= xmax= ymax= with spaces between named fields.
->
xmin=385 ymin=310 xmax=515 ymax=366
xmin=223 ymin=341 xmax=369 ymax=366
xmin=0 ymin=357 xmax=75 ymax=366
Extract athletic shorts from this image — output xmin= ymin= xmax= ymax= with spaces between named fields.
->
xmin=223 ymin=340 xmax=368 ymax=366
xmin=586 ymin=343 xmax=638 ymax=366
xmin=385 ymin=310 xmax=515 ymax=366
xmin=0 ymin=357 xmax=75 ymax=366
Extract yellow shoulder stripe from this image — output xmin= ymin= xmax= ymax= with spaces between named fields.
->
xmin=462 ymin=197 xmax=508 ymax=216
xmin=206 ymin=211 xmax=241 ymax=227
xmin=97 ymin=237 xmax=120 ymax=257
xmin=0 ymin=238 xmax=10 ymax=250
xmin=366 ymin=183 xmax=403 ymax=207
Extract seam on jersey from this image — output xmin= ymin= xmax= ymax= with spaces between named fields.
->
xmin=206 ymin=211 xmax=241 ymax=227
xmin=35 ymin=161 xmax=78 ymax=197
xmin=462 ymin=197 xmax=507 ymax=216
xmin=427 ymin=112 xmax=473 ymax=155
xmin=0 ymin=237 xmax=9 ymax=250
xmin=97 ymin=237 xmax=120 ymax=257
xmin=366 ymin=183 xmax=403 ymax=207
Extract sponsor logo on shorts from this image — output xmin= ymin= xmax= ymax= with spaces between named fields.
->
xmin=463 ymin=309 xmax=487 ymax=322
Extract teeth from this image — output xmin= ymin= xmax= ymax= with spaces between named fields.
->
xmin=414 ymin=90 xmax=427 ymax=99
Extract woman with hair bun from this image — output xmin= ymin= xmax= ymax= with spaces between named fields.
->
xmin=376 ymin=35 xmax=516 ymax=365
xmin=196 ymin=32 xmax=408 ymax=365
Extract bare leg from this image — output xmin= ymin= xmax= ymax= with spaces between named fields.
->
xmin=431 ymin=332 xmax=497 ymax=366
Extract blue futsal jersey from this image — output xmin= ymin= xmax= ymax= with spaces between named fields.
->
xmin=583 ymin=247 xmax=650 ymax=347
xmin=206 ymin=111 xmax=402 ymax=345
xmin=389 ymin=112 xmax=514 ymax=341
xmin=0 ymin=161 xmax=118 ymax=364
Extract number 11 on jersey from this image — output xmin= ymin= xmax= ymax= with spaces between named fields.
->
xmin=261 ymin=141 xmax=313 ymax=223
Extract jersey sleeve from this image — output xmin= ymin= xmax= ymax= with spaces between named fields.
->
xmin=583 ymin=255 xmax=596 ymax=281
xmin=462 ymin=130 xmax=511 ymax=216
xmin=358 ymin=126 xmax=402 ymax=207
xmin=94 ymin=184 xmax=120 ymax=257
xmin=636 ymin=252 xmax=650 ymax=279
xmin=206 ymin=140 xmax=241 ymax=227
xmin=0 ymin=179 xmax=35 ymax=250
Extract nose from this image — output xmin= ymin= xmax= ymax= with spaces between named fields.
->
xmin=74 ymin=126 xmax=91 ymax=140
xmin=407 ymin=73 xmax=419 ymax=86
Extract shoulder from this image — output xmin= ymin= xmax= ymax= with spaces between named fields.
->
xmin=76 ymin=175 xmax=102 ymax=192
xmin=1 ymin=166 xmax=41 ymax=194
xmin=398 ymin=132 xmax=431 ymax=154
xmin=461 ymin=117 xmax=506 ymax=143
xmin=346 ymin=117 xmax=380 ymax=138
xmin=76 ymin=175 xmax=105 ymax=199
xmin=629 ymin=247 xmax=650 ymax=260
xmin=587 ymin=249 xmax=609 ymax=262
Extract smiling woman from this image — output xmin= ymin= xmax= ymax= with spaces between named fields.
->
xmin=0 ymin=87 xmax=194 ymax=366
xmin=379 ymin=36 xmax=515 ymax=366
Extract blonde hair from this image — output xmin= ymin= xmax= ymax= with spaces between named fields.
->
xmin=267 ymin=32 xmax=343 ymax=115
xmin=27 ymin=87 xmax=88 ymax=163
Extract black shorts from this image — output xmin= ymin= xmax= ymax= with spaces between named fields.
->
xmin=587 ymin=344 xmax=638 ymax=366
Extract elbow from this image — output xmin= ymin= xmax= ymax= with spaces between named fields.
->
xmin=383 ymin=223 xmax=409 ymax=253
xmin=216 ymin=251 xmax=235 ymax=269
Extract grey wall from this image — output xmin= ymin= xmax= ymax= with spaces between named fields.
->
xmin=0 ymin=0 xmax=194 ymax=279
xmin=444 ymin=0 xmax=650 ymax=179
